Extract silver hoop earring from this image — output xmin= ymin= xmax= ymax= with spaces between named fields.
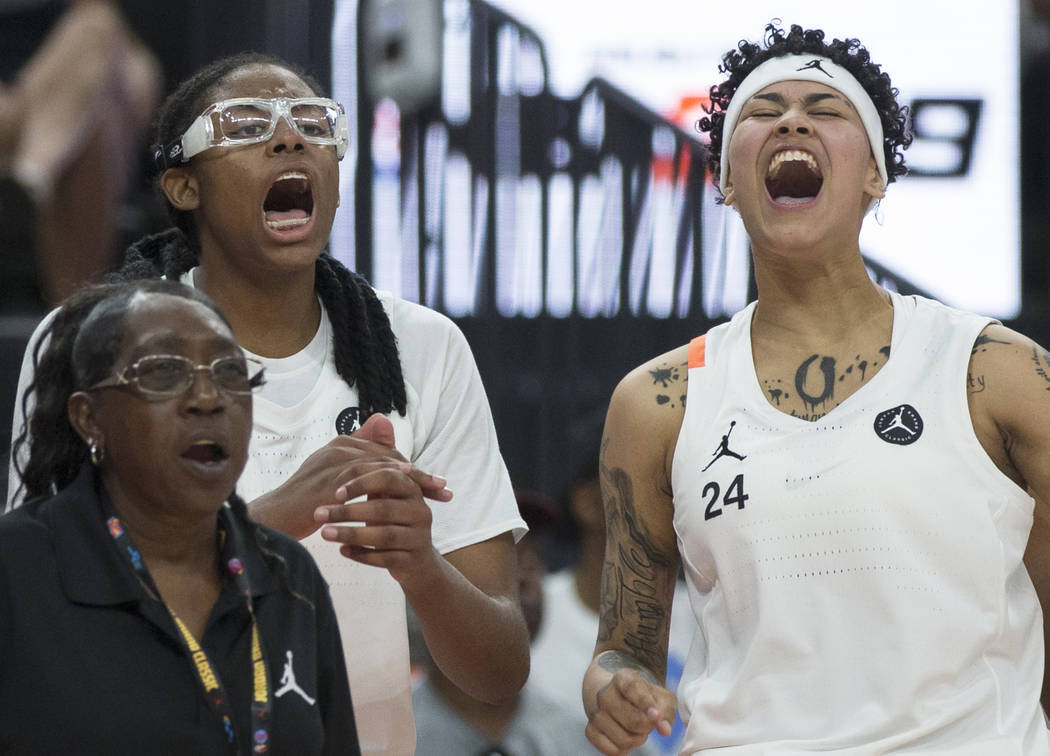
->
xmin=89 ymin=439 xmax=104 ymax=467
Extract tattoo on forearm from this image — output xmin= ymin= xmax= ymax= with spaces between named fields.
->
xmin=651 ymin=360 xmax=688 ymax=409
xmin=617 ymin=546 xmax=667 ymax=665
xmin=972 ymin=334 xmax=1010 ymax=355
xmin=1032 ymin=347 xmax=1050 ymax=390
xmin=967 ymin=372 xmax=986 ymax=394
xmin=597 ymin=560 xmax=620 ymax=643
xmin=595 ymin=650 xmax=661 ymax=686
xmin=596 ymin=439 xmax=672 ymax=671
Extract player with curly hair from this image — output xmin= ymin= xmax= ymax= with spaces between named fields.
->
xmin=583 ymin=22 xmax=1050 ymax=755
xmin=700 ymin=22 xmax=911 ymax=194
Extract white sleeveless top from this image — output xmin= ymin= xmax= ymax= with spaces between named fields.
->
xmin=671 ymin=292 xmax=1049 ymax=754
xmin=233 ymin=290 xmax=524 ymax=755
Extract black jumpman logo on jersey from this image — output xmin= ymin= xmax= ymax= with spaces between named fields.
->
xmin=796 ymin=59 xmax=834 ymax=78
xmin=702 ymin=420 xmax=747 ymax=471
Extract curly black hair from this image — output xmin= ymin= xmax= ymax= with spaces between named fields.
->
xmin=698 ymin=22 xmax=912 ymax=196
xmin=120 ymin=52 xmax=407 ymax=419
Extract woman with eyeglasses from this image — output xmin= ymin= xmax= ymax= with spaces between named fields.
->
xmin=0 ymin=279 xmax=359 ymax=755
xmin=9 ymin=52 xmax=529 ymax=754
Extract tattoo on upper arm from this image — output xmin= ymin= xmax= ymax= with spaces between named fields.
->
xmin=650 ymin=360 xmax=688 ymax=410
xmin=649 ymin=365 xmax=679 ymax=388
xmin=967 ymin=372 xmax=986 ymax=394
xmin=597 ymin=438 xmax=673 ymax=672
xmin=1032 ymin=347 xmax=1050 ymax=390
xmin=972 ymin=334 xmax=1010 ymax=355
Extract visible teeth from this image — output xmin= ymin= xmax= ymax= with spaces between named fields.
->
xmin=266 ymin=217 xmax=310 ymax=229
xmin=768 ymin=150 xmax=820 ymax=179
xmin=277 ymin=171 xmax=308 ymax=182
xmin=184 ymin=439 xmax=225 ymax=465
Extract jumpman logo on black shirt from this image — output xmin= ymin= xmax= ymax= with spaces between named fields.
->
xmin=275 ymin=650 xmax=316 ymax=705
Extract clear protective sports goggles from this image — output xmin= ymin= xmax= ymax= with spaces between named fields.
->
xmin=153 ymin=97 xmax=350 ymax=170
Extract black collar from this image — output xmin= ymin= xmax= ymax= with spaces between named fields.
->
xmin=41 ymin=465 xmax=276 ymax=608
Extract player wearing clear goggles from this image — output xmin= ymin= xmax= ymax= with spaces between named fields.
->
xmin=153 ymin=97 xmax=349 ymax=170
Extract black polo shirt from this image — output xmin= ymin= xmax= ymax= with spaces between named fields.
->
xmin=0 ymin=465 xmax=360 ymax=755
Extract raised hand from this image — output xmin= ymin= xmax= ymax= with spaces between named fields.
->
xmin=248 ymin=414 xmax=451 ymax=540
xmin=312 ymin=414 xmax=450 ymax=587
xmin=585 ymin=663 xmax=677 ymax=756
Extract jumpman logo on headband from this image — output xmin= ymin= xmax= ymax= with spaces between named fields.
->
xmin=796 ymin=59 xmax=834 ymax=78
xmin=275 ymin=650 xmax=316 ymax=705
xmin=702 ymin=420 xmax=747 ymax=472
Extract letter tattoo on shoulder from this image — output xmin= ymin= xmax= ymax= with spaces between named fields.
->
xmin=597 ymin=438 xmax=673 ymax=671
xmin=1032 ymin=346 xmax=1050 ymax=390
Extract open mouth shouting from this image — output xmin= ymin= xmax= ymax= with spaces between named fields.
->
xmin=264 ymin=171 xmax=314 ymax=231
xmin=180 ymin=439 xmax=230 ymax=472
xmin=766 ymin=150 xmax=823 ymax=206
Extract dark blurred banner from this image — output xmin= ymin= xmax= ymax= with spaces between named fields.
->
xmin=333 ymin=0 xmax=1019 ymax=496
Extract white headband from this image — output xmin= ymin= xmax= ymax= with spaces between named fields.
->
xmin=718 ymin=54 xmax=887 ymax=195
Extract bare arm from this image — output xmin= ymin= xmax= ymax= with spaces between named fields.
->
xmin=318 ymin=487 xmax=528 ymax=703
xmin=583 ymin=347 xmax=687 ymax=755
xmin=407 ymin=533 xmax=530 ymax=703
xmin=249 ymin=414 xmax=451 ymax=539
xmin=312 ymin=414 xmax=528 ymax=702
xmin=252 ymin=414 xmax=526 ymax=700
xmin=967 ymin=325 xmax=1050 ymax=707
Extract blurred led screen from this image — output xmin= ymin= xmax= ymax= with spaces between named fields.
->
xmin=334 ymin=0 xmax=1021 ymax=318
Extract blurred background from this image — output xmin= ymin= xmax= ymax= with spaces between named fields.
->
xmin=2 ymin=0 xmax=1048 ymax=505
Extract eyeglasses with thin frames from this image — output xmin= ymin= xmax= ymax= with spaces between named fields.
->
xmin=86 ymin=354 xmax=266 ymax=400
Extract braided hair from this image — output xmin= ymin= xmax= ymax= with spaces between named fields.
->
xmin=114 ymin=52 xmax=407 ymax=418
xmin=698 ymin=22 xmax=912 ymax=195
xmin=13 ymin=279 xmax=316 ymax=603
xmin=12 ymin=280 xmax=229 ymax=501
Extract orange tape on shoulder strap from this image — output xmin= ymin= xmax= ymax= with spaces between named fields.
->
xmin=688 ymin=334 xmax=707 ymax=369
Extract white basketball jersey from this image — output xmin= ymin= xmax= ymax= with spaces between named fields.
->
xmin=671 ymin=292 xmax=1049 ymax=754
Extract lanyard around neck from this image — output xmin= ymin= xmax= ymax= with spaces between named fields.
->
xmin=104 ymin=505 xmax=273 ymax=755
